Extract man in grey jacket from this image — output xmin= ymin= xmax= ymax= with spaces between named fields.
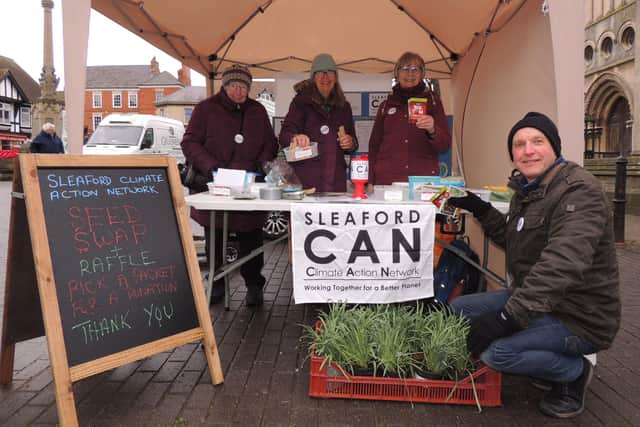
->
xmin=448 ymin=112 xmax=620 ymax=419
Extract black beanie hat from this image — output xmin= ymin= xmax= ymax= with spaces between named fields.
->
xmin=507 ymin=112 xmax=561 ymax=161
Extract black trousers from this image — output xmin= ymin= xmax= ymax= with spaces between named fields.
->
xmin=205 ymin=227 xmax=265 ymax=289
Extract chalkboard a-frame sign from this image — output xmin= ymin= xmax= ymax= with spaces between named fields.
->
xmin=0 ymin=154 xmax=222 ymax=427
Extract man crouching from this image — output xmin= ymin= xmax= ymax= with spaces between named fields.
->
xmin=448 ymin=112 xmax=620 ymax=418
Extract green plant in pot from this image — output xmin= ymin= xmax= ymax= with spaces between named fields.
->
xmin=370 ymin=304 xmax=421 ymax=378
xmin=301 ymin=303 xmax=351 ymax=374
xmin=418 ymin=307 xmax=473 ymax=380
xmin=301 ymin=303 xmax=381 ymax=376
xmin=334 ymin=305 xmax=381 ymax=376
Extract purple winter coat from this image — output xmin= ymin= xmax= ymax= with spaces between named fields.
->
xmin=368 ymin=82 xmax=451 ymax=185
xmin=279 ymin=80 xmax=358 ymax=192
xmin=181 ymin=89 xmax=278 ymax=231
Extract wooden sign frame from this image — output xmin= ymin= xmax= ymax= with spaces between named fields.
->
xmin=1 ymin=154 xmax=223 ymax=426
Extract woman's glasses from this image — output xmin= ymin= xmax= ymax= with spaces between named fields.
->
xmin=315 ymin=70 xmax=336 ymax=77
xmin=399 ymin=65 xmax=422 ymax=73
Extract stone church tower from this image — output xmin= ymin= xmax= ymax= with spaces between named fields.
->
xmin=31 ymin=0 xmax=64 ymax=139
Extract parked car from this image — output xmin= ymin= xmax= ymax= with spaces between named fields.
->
xmin=263 ymin=210 xmax=289 ymax=240
xmin=194 ymin=233 xmax=240 ymax=265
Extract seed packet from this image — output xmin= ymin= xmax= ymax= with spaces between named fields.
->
xmin=408 ymin=97 xmax=428 ymax=124
xmin=413 ymin=184 xmax=442 ymax=202
xmin=408 ymin=175 xmax=440 ymax=200
xmin=431 ymin=186 xmax=469 ymax=218
xmin=446 ymin=186 xmax=468 ymax=198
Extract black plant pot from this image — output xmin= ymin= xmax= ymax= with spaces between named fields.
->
xmin=381 ymin=370 xmax=402 ymax=378
xmin=349 ymin=365 xmax=377 ymax=377
xmin=413 ymin=369 xmax=445 ymax=380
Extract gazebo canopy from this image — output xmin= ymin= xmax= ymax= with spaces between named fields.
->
xmin=90 ymin=0 xmax=528 ymax=80
xmin=62 ymin=0 xmax=583 ymax=188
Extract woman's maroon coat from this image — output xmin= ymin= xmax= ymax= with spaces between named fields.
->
xmin=181 ymin=90 xmax=277 ymax=231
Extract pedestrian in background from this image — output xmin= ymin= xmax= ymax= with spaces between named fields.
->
xmin=30 ymin=122 xmax=65 ymax=153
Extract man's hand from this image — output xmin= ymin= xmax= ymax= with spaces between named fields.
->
xmin=467 ymin=310 xmax=521 ymax=354
xmin=447 ymin=191 xmax=492 ymax=218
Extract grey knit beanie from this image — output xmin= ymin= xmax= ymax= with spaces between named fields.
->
xmin=222 ymin=64 xmax=252 ymax=89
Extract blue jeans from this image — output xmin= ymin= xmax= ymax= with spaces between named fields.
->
xmin=450 ymin=290 xmax=595 ymax=383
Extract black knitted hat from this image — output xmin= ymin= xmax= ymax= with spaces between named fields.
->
xmin=507 ymin=112 xmax=561 ymax=160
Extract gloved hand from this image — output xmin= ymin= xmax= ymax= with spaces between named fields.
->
xmin=447 ymin=191 xmax=492 ymax=218
xmin=467 ymin=310 xmax=520 ymax=354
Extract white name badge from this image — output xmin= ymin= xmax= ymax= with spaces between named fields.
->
xmin=320 ymin=125 xmax=330 ymax=135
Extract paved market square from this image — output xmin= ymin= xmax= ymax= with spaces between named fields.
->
xmin=1 ymin=179 xmax=639 ymax=426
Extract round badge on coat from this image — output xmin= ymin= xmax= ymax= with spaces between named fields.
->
xmin=234 ymin=134 xmax=244 ymax=144
xmin=320 ymin=125 xmax=330 ymax=135
xmin=388 ymin=107 xmax=397 ymax=115
xmin=516 ymin=217 xmax=524 ymax=232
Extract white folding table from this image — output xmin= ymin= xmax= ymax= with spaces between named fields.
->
xmin=185 ymin=190 xmax=508 ymax=309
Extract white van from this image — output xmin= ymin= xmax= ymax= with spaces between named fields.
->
xmin=83 ymin=114 xmax=185 ymax=163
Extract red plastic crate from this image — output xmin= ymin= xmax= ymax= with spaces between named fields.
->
xmin=309 ymin=353 xmax=502 ymax=407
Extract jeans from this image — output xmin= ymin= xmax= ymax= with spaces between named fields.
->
xmin=451 ymin=290 xmax=595 ymax=383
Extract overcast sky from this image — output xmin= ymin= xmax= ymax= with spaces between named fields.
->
xmin=2 ymin=0 xmax=206 ymax=89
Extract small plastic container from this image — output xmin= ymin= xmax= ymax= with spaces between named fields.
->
xmin=207 ymin=182 xmax=231 ymax=197
xmin=259 ymin=186 xmax=282 ymax=200
xmin=284 ymin=142 xmax=319 ymax=162
xmin=390 ymin=182 xmax=409 ymax=200
xmin=249 ymin=182 xmax=268 ymax=197
xmin=282 ymin=190 xmax=305 ymax=200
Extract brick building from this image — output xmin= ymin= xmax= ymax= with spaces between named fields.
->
xmin=84 ymin=57 xmax=184 ymax=133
